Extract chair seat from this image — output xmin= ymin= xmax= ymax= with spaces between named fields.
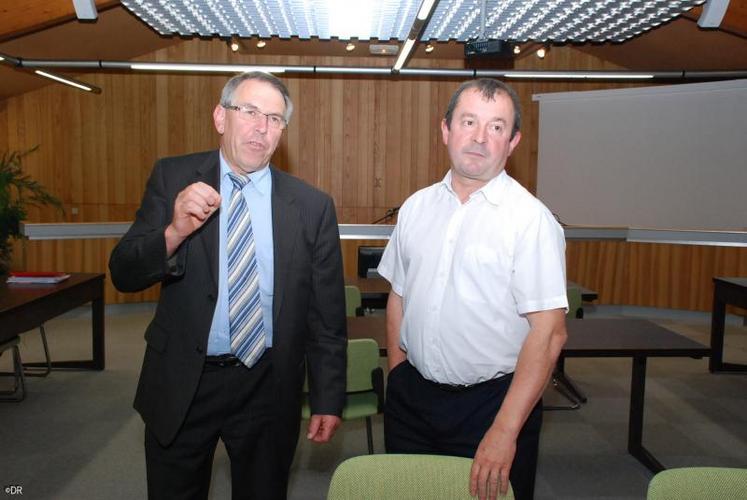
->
xmin=341 ymin=392 xmax=379 ymax=420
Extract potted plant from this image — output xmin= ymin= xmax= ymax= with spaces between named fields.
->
xmin=0 ymin=147 xmax=64 ymax=276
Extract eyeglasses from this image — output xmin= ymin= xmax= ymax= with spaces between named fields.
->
xmin=223 ymin=104 xmax=287 ymax=130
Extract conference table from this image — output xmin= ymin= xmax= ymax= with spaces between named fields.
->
xmin=347 ymin=316 xmax=710 ymax=473
xmin=710 ymin=277 xmax=747 ymax=372
xmin=0 ymin=273 xmax=105 ymax=370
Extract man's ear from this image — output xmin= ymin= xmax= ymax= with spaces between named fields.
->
xmin=508 ymin=130 xmax=522 ymax=156
xmin=213 ymin=105 xmax=226 ymax=134
xmin=441 ymin=118 xmax=450 ymax=146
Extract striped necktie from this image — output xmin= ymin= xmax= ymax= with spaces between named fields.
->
xmin=227 ymin=172 xmax=266 ymax=368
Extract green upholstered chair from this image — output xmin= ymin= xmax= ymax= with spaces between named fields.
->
xmin=0 ymin=336 xmax=26 ymax=402
xmin=647 ymin=467 xmax=747 ymax=500
xmin=566 ymin=286 xmax=583 ymax=319
xmin=327 ymin=454 xmax=514 ymax=500
xmin=344 ymin=285 xmax=363 ymax=317
xmin=303 ymin=338 xmax=384 ymax=453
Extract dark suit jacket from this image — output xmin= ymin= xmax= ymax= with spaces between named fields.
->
xmin=109 ymin=150 xmax=347 ymax=459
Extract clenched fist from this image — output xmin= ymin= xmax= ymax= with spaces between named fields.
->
xmin=165 ymin=182 xmax=221 ymax=256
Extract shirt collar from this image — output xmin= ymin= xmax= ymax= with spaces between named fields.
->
xmin=439 ymin=169 xmax=509 ymax=206
xmin=219 ymin=151 xmax=271 ymax=196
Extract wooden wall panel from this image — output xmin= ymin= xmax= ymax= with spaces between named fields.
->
xmin=1 ymin=38 xmax=744 ymax=311
xmin=566 ymin=241 xmax=747 ymax=311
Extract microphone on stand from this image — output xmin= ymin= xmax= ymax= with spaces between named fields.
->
xmin=371 ymin=207 xmax=400 ymax=224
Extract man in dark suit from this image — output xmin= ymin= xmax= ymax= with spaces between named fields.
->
xmin=109 ymin=72 xmax=347 ymax=499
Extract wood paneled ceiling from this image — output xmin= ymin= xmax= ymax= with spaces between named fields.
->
xmin=1 ymin=0 xmax=746 ymax=101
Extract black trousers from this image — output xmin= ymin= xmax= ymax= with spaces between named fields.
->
xmin=145 ymin=351 xmax=291 ymax=500
xmin=384 ymin=361 xmax=543 ymax=500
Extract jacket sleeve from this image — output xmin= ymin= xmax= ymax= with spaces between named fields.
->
xmin=109 ymin=159 xmax=189 ymax=293
xmin=305 ymin=195 xmax=348 ymax=416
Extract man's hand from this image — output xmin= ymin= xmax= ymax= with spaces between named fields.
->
xmin=165 ymin=182 xmax=220 ymax=256
xmin=469 ymin=425 xmax=516 ymax=500
xmin=306 ymin=414 xmax=342 ymax=443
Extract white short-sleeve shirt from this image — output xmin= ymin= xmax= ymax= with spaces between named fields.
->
xmin=378 ymin=169 xmax=568 ymax=385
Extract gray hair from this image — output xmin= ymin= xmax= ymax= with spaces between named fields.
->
xmin=443 ymin=78 xmax=521 ymax=139
xmin=220 ymin=71 xmax=294 ymax=123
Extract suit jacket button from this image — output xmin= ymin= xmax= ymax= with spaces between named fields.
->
xmin=196 ymin=346 xmax=204 ymax=354
xmin=207 ymin=293 xmax=216 ymax=302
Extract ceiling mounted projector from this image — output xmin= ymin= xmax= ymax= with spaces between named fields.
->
xmin=464 ymin=40 xmax=513 ymax=58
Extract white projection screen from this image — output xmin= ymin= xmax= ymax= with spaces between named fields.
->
xmin=534 ymin=79 xmax=747 ymax=231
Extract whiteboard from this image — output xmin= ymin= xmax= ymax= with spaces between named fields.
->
xmin=534 ymin=79 xmax=747 ymax=231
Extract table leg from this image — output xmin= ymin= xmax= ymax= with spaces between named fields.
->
xmin=628 ymin=356 xmax=664 ymax=473
xmin=22 ymin=281 xmax=106 ymax=371
xmin=710 ymin=294 xmax=726 ymax=372
xmin=91 ymin=289 xmax=105 ymax=370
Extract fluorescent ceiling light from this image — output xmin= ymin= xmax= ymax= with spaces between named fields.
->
xmin=130 ymin=63 xmax=286 ymax=73
xmin=698 ymin=0 xmax=730 ymax=28
xmin=393 ymin=39 xmax=416 ymax=71
xmin=417 ymin=0 xmax=437 ymax=20
xmin=34 ymin=70 xmax=99 ymax=92
xmin=72 ymin=0 xmax=98 ymax=20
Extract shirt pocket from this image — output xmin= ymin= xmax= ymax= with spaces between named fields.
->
xmin=453 ymin=244 xmax=509 ymax=303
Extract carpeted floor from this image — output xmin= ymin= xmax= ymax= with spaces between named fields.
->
xmin=1 ymin=303 xmax=745 ymax=499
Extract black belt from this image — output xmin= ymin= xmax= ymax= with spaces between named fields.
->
xmin=204 ymin=354 xmax=243 ymax=367
xmin=431 ymin=372 xmax=513 ymax=393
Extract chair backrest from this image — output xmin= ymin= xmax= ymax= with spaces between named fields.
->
xmin=344 ymin=285 xmax=362 ymax=317
xmin=566 ymin=286 xmax=583 ymax=318
xmin=327 ymin=454 xmax=513 ymax=500
xmin=647 ymin=467 xmax=747 ymax=500
xmin=346 ymin=338 xmax=379 ymax=392
xmin=303 ymin=338 xmax=379 ymax=393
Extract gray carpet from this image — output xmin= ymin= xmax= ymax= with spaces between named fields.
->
xmin=1 ymin=303 xmax=745 ymax=500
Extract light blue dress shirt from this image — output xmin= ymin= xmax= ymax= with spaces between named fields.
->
xmin=207 ymin=152 xmax=274 ymax=355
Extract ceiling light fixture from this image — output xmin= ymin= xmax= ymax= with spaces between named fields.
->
xmin=698 ymin=0 xmax=730 ymax=28
xmin=536 ymin=46 xmax=547 ymax=59
xmin=229 ymin=36 xmax=240 ymax=52
xmin=392 ymin=0 xmax=439 ymax=71
xmin=72 ymin=0 xmax=98 ymax=20
xmin=513 ymin=45 xmax=521 ymax=55
xmin=33 ymin=70 xmax=101 ymax=93
xmin=346 ymin=42 xmax=356 ymax=52
xmin=393 ymin=39 xmax=416 ymax=71
xmin=256 ymin=40 xmax=266 ymax=49
xmin=425 ymin=44 xmax=434 ymax=53
xmin=417 ymin=0 xmax=437 ymax=20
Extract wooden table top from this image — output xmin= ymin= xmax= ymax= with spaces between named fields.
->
xmin=347 ymin=316 xmax=709 ymax=358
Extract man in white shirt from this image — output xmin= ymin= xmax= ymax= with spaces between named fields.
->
xmin=377 ymin=79 xmax=568 ymax=500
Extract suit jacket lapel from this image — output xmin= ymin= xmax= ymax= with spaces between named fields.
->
xmin=193 ymin=151 xmax=221 ymax=291
xmin=270 ymin=166 xmax=299 ymax=324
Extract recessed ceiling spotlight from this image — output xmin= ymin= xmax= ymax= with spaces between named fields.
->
xmin=425 ymin=44 xmax=434 ymax=53
xmin=257 ymin=40 xmax=267 ymax=49
xmin=346 ymin=42 xmax=356 ymax=52
xmin=513 ymin=45 xmax=521 ymax=55
xmin=229 ymin=36 xmax=240 ymax=52
xmin=536 ymin=46 xmax=547 ymax=59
